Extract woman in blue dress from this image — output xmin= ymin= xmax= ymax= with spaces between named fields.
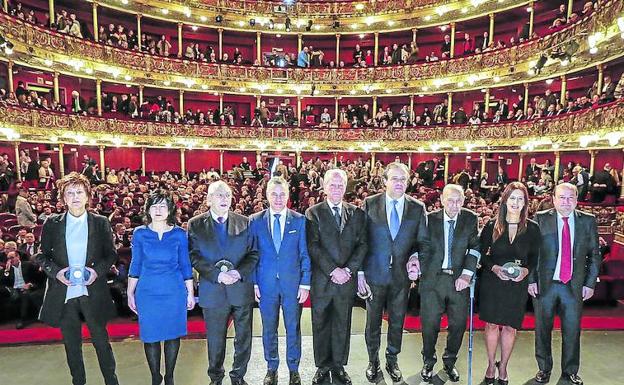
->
xmin=127 ymin=189 xmax=195 ymax=385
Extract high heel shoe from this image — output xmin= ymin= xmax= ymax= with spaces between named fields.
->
xmin=484 ymin=362 xmax=498 ymax=385
xmin=495 ymin=362 xmax=508 ymax=385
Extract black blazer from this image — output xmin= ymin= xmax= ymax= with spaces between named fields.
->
xmin=531 ymin=209 xmax=601 ymax=296
xmin=189 ymin=211 xmax=258 ymax=308
xmin=36 ymin=212 xmax=118 ymax=327
xmin=421 ymin=208 xmax=480 ymax=285
xmin=362 ymin=193 xmax=429 ymax=286
xmin=305 ymin=201 xmax=367 ymax=296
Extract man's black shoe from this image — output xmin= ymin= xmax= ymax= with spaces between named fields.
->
xmin=289 ymin=371 xmax=301 ymax=385
xmin=534 ymin=371 xmax=551 ymax=383
xmin=420 ymin=364 xmax=434 ymax=382
xmin=365 ymin=361 xmax=382 ymax=383
xmin=311 ymin=369 xmax=330 ymax=385
xmin=385 ymin=362 xmax=403 ymax=383
xmin=331 ymin=367 xmax=352 ymax=385
xmin=443 ymin=365 xmax=460 ymax=382
xmin=264 ymin=370 xmax=278 ymax=385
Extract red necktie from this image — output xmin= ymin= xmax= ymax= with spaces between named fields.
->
xmin=560 ymin=217 xmax=572 ymax=284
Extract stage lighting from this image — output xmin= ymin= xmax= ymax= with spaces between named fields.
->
xmin=215 ymin=15 xmax=223 ymax=23
xmin=249 ymin=19 xmax=256 ymax=26
xmin=305 ymin=20 xmax=313 ymax=32
xmin=285 ymin=17 xmax=291 ymax=32
xmin=269 ymin=19 xmax=275 ymax=29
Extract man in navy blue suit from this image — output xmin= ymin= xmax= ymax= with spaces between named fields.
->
xmin=189 ymin=181 xmax=258 ymax=385
xmin=250 ymin=176 xmax=311 ymax=385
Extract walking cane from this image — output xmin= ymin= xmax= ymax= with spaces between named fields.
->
xmin=467 ymin=251 xmax=481 ymax=385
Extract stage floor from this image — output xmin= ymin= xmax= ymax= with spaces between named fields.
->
xmin=0 ymin=308 xmax=622 ymax=385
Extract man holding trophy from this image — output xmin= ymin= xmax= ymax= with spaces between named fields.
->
xmin=189 ymin=181 xmax=258 ymax=385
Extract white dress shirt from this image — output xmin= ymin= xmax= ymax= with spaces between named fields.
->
xmin=210 ymin=209 xmax=229 ymax=223
xmin=327 ymin=201 xmax=342 ymax=217
xmin=12 ymin=262 xmax=25 ymax=289
xmin=553 ymin=212 xmax=575 ymax=281
xmin=65 ymin=211 xmax=89 ymax=302
xmin=385 ymin=193 xmax=405 ymax=227
xmin=269 ymin=207 xmax=287 ymax=240
xmin=443 ymin=211 xmax=474 ymax=277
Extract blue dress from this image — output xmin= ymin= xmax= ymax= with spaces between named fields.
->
xmin=129 ymin=225 xmax=193 ymax=343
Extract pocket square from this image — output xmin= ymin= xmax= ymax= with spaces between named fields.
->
xmin=288 ymin=230 xmax=297 ymax=234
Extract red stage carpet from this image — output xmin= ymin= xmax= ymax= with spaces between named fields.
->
xmin=2 ymin=307 xmax=624 ymax=346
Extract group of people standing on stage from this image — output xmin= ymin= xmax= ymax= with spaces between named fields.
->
xmin=33 ymin=161 xmax=600 ymax=385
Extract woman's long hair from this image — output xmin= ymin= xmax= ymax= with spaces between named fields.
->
xmin=493 ymin=182 xmax=529 ymax=242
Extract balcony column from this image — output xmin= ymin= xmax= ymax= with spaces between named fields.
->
xmin=7 ymin=60 xmax=14 ymax=93
xmin=219 ymin=149 xmax=224 ymax=175
xmin=597 ymin=64 xmax=604 ymax=96
xmin=450 ymin=22 xmax=456 ymax=58
xmin=138 ymin=84 xmax=144 ymax=105
xmin=297 ymin=34 xmax=303 ymax=54
xmin=14 ymin=142 xmax=21 ymax=181
xmin=335 ymin=34 xmax=341 ymax=64
xmin=407 ymin=152 xmax=412 ymax=170
xmin=218 ymin=28 xmax=224 ymax=60
xmin=444 ymin=152 xmax=450 ymax=183
xmin=480 ymin=153 xmax=487 ymax=176
xmin=567 ymin=0 xmax=574 ymax=19
xmin=296 ymin=151 xmax=301 ymax=168
xmin=3 ymin=0 xmax=8 ymax=13
xmin=372 ymin=96 xmax=378 ymax=116
xmin=219 ymin=93 xmax=224 ymax=112
xmin=589 ymin=150 xmax=597 ymax=175
xmin=57 ymin=143 xmax=65 ymax=177
xmin=180 ymin=148 xmax=186 ymax=176
xmin=370 ymin=152 xmax=376 ymax=172
xmin=256 ymin=151 xmax=261 ymax=166
xmin=374 ymin=32 xmax=379 ymax=66
xmin=447 ymin=92 xmax=453 ymax=125
xmin=297 ymin=96 xmax=302 ymax=127
xmin=256 ymin=95 xmax=261 ymax=108
xmin=528 ymin=1 xmax=535 ymax=37
xmin=92 ymin=2 xmax=98 ymax=42
xmin=96 ymin=78 xmax=102 ymax=116
xmin=141 ymin=147 xmax=146 ymax=176
xmin=136 ymin=14 xmax=142 ymax=45
xmin=560 ymin=75 xmax=567 ymax=105
xmin=523 ymin=82 xmax=529 ymax=114
xmin=620 ymin=148 xmax=624 ymax=200
xmin=518 ymin=153 xmax=525 ymax=181
xmin=49 ymin=0 xmax=56 ymax=26
xmin=409 ymin=95 xmax=415 ymax=124
xmin=334 ymin=97 xmax=339 ymax=121
xmin=554 ymin=151 xmax=561 ymax=183
xmin=489 ymin=13 xmax=495 ymax=44
xmin=484 ymin=88 xmax=491 ymax=115
xmin=53 ymin=72 xmax=60 ymax=104
xmin=177 ymin=23 xmax=183 ymax=58
xmin=256 ymin=32 xmax=261 ymax=64
xmin=99 ymin=146 xmax=105 ymax=179
xmin=179 ymin=90 xmax=184 ymax=114
xmin=412 ymin=28 xmax=417 ymax=44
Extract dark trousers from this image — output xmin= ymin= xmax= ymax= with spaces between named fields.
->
xmin=259 ymin=292 xmax=302 ymax=371
xmin=311 ymin=292 xmax=354 ymax=370
xmin=59 ymin=296 xmax=119 ymax=385
xmin=365 ymin=282 xmax=409 ymax=365
xmin=533 ymin=281 xmax=583 ymax=375
xmin=202 ymin=304 xmax=252 ymax=382
xmin=419 ymin=275 xmax=469 ymax=367
xmin=11 ymin=288 xmax=43 ymax=322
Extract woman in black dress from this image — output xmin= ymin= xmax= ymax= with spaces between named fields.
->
xmin=479 ymin=182 xmax=540 ymax=385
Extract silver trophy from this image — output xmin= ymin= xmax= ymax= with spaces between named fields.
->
xmin=501 ymin=261 xmax=522 ymax=279
xmin=215 ymin=259 xmax=234 ymax=273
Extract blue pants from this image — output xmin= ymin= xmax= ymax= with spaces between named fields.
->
xmin=259 ymin=291 xmax=302 ymax=372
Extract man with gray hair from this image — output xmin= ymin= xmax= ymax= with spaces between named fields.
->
xmin=249 ymin=177 xmax=311 ymax=385
xmin=189 ymin=181 xmax=258 ymax=385
xmin=305 ymin=168 xmax=367 ymax=385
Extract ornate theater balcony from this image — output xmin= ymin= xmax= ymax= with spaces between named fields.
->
xmin=0 ymin=100 xmax=622 ymax=151
xmin=0 ymin=0 xmax=622 ymax=96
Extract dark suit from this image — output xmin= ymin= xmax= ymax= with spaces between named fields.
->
xmin=36 ymin=212 xmax=119 ymax=385
xmin=525 ymin=163 xmax=540 ymax=179
xmin=189 ymin=211 xmax=258 ymax=383
xmin=250 ymin=208 xmax=311 ymax=372
xmin=1 ymin=260 xmax=45 ymax=322
xmin=305 ymin=201 xmax=367 ymax=370
xmin=361 ymin=193 xmax=429 ymax=365
xmin=531 ymin=209 xmax=601 ymax=376
xmin=420 ymin=208 xmax=480 ymax=368
xmin=18 ymin=242 xmax=40 ymax=259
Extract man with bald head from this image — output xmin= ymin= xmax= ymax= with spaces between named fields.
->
xmin=529 ymin=183 xmax=601 ymax=385
xmin=189 ymin=181 xmax=258 ymax=385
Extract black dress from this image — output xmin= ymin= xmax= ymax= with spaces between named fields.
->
xmin=478 ymin=220 xmax=540 ymax=329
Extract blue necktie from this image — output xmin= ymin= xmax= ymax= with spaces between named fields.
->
xmin=447 ymin=220 xmax=455 ymax=268
xmin=272 ymin=213 xmax=282 ymax=253
xmin=215 ymin=217 xmax=227 ymax=249
xmin=390 ymin=200 xmax=400 ymax=240
xmin=332 ymin=206 xmax=341 ymax=228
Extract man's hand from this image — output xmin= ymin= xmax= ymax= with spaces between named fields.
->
xmin=455 ymin=274 xmax=471 ymax=291
xmin=492 ymin=265 xmax=510 ymax=281
xmin=186 ymin=293 xmax=196 ymax=310
xmin=330 ymin=268 xmax=350 ymax=285
xmin=128 ymin=293 xmax=137 ymax=314
xmin=528 ymin=283 xmax=539 ymax=298
xmin=228 ymin=270 xmax=242 ymax=283
xmin=582 ymin=286 xmax=595 ymax=301
xmin=357 ymin=274 xmax=371 ymax=297
xmin=254 ymin=286 xmax=261 ymax=302
xmin=85 ymin=267 xmax=97 ymax=285
xmin=297 ymin=288 xmax=310 ymax=304
xmin=218 ymin=271 xmax=237 ymax=285
xmin=21 ymin=282 xmax=34 ymax=291
xmin=56 ymin=267 xmax=71 ymax=286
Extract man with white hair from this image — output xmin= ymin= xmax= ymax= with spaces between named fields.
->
xmin=70 ymin=90 xmax=86 ymax=114
xmin=305 ymin=168 xmax=367 ymax=385
xmin=189 ymin=181 xmax=258 ymax=385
